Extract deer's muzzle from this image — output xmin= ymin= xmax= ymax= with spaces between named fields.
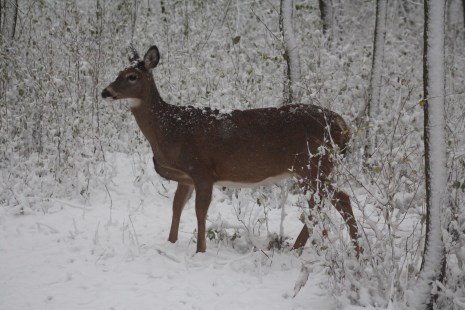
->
xmin=101 ymin=88 xmax=113 ymax=99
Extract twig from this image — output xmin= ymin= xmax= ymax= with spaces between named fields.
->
xmin=36 ymin=222 xmax=59 ymax=234
xmin=249 ymin=5 xmax=281 ymax=43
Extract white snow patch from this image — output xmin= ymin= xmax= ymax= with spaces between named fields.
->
xmin=0 ymin=153 xmax=336 ymax=310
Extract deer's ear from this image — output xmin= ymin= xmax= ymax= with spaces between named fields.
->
xmin=144 ymin=45 xmax=160 ymax=70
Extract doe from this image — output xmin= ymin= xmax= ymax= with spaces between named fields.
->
xmin=101 ymin=45 xmax=360 ymax=254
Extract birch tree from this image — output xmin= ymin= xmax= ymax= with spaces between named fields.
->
xmin=410 ymin=0 xmax=447 ymax=308
xmin=365 ymin=0 xmax=388 ymax=157
xmin=280 ymin=0 xmax=301 ymax=104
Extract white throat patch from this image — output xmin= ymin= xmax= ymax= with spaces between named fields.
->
xmin=128 ymin=98 xmax=142 ymax=108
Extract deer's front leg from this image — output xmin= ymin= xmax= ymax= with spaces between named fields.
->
xmin=194 ymin=182 xmax=213 ymax=253
xmin=168 ymin=183 xmax=194 ymax=243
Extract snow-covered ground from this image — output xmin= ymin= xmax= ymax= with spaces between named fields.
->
xmin=0 ymin=153 xmax=356 ymax=310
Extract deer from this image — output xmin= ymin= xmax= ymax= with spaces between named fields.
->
xmin=101 ymin=45 xmax=360 ymax=255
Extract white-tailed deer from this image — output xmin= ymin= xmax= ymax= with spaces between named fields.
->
xmin=102 ymin=45 xmax=360 ymax=255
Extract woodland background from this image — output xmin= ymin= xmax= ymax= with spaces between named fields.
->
xmin=1 ymin=0 xmax=465 ymax=309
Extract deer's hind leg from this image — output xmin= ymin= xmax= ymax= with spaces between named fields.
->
xmin=292 ymin=189 xmax=317 ymax=249
xmin=327 ymin=185 xmax=361 ymax=255
xmin=292 ymin=166 xmax=324 ymax=250
xmin=292 ymin=164 xmax=360 ymax=255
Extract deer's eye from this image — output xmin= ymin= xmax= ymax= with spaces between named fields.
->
xmin=127 ymin=74 xmax=137 ymax=82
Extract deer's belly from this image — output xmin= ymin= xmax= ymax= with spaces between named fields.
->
xmin=215 ymin=173 xmax=292 ymax=188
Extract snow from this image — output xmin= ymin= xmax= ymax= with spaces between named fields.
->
xmin=1 ymin=153 xmax=340 ymax=310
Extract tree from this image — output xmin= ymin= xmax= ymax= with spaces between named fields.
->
xmin=463 ymin=0 xmax=465 ymax=29
xmin=365 ymin=0 xmax=388 ymax=157
xmin=411 ymin=0 xmax=447 ymax=308
xmin=318 ymin=0 xmax=333 ymax=36
xmin=0 ymin=0 xmax=18 ymax=42
xmin=153 ymin=0 xmax=165 ymax=24
xmin=279 ymin=0 xmax=301 ymax=104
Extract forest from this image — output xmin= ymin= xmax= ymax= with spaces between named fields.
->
xmin=1 ymin=0 xmax=464 ymax=309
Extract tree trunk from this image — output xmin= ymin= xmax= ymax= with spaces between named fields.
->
xmin=319 ymin=0 xmax=333 ymax=36
xmin=463 ymin=0 xmax=465 ymax=29
xmin=411 ymin=0 xmax=447 ymax=308
xmin=152 ymin=0 xmax=161 ymax=24
xmin=280 ymin=0 xmax=301 ymax=104
xmin=130 ymin=0 xmax=138 ymax=42
xmin=1 ymin=0 xmax=18 ymax=41
xmin=0 ymin=1 xmax=3 ymax=38
xmin=365 ymin=0 xmax=388 ymax=158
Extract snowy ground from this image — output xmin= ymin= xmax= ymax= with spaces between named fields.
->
xmin=0 ymin=153 xmax=364 ymax=310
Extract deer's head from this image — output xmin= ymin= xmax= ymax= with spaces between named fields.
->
xmin=101 ymin=45 xmax=160 ymax=107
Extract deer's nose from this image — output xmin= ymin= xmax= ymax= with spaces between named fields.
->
xmin=101 ymin=88 xmax=111 ymax=99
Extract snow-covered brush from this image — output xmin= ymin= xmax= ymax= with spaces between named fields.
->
xmin=128 ymin=42 xmax=140 ymax=66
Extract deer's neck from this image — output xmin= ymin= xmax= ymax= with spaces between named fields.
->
xmin=130 ymin=79 xmax=169 ymax=154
